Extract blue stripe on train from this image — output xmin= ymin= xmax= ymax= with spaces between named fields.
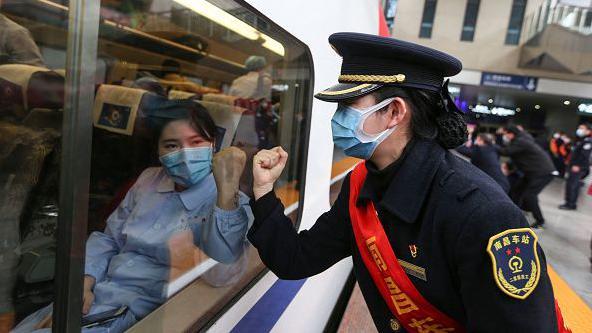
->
xmin=230 ymin=278 xmax=307 ymax=333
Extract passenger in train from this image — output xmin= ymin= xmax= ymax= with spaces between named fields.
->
xmin=229 ymin=55 xmax=272 ymax=100
xmin=456 ymin=133 xmax=510 ymax=193
xmin=12 ymin=102 xmax=252 ymax=332
xmin=247 ymin=33 xmax=566 ymax=332
xmin=559 ymin=123 xmax=592 ymax=211
xmin=0 ymin=7 xmax=45 ymax=67
xmin=498 ymin=125 xmax=556 ymax=228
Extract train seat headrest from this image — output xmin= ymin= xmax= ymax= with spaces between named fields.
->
xmin=0 ymin=64 xmax=64 ymax=115
xmin=196 ymin=100 xmax=245 ymax=150
xmin=203 ymin=93 xmax=237 ymax=106
xmin=92 ymin=84 xmax=147 ymax=136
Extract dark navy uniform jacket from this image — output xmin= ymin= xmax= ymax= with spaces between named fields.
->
xmin=248 ymin=139 xmax=558 ymax=332
xmin=568 ymin=136 xmax=592 ymax=169
xmin=456 ymin=144 xmax=510 ymax=193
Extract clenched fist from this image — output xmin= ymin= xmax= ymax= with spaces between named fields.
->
xmin=253 ymin=146 xmax=288 ymax=200
xmin=213 ymin=147 xmax=247 ymax=210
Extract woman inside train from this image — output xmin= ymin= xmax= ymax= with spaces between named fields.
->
xmin=13 ymin=101 xmax=252 ymax=332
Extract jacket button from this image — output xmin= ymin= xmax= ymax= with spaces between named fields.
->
xmin=390 ymin=318 xmax=401 ymax=331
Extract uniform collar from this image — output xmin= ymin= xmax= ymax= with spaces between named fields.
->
xmin=357 ymin=139 xmax=445 ymax=224
xmin=156 ymin=171 xmax=216 ymax=211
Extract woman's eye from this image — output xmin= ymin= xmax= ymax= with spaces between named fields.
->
xmin=165 ymin=144 xmax=178 ymax=149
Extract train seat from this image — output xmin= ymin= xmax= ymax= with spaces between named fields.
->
xmin=196 ymin=100 xmax=245 ymax=151
xmin=0 ymin=64 xmax=64 ymax=119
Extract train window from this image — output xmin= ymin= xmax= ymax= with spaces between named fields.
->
xmin=89 ymin=0 xmax=311 ymax=331
xmin=0 ymin=0 xmax=67 ymax=331
xmin=3 ymin=0 xmax=311 ymax=331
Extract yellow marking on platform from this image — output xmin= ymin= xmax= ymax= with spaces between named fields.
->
xmin=548 ymin=265 xmax=592 ymax=333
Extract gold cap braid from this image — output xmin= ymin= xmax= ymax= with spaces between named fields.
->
xmin=338 ymin=74 xmax=406 ymax=84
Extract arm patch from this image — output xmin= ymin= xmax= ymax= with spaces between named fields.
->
xmin=486 ymin=228 xmax=540 ymax=299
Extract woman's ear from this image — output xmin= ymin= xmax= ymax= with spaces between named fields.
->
xmin=385 ymin=97 xmax=408 ymax=129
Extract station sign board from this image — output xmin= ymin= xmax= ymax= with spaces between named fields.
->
xmin=481 ymin=72 xmax=538 ymax=91
xmin=578 ymin=103 xmax=592 ymax=115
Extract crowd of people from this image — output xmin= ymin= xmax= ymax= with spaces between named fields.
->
xmin=457 ymin=122 xmax=592 ymax=228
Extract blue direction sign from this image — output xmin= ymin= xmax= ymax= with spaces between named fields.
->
xmin=481 ymin=72 xmax=538 ymax=91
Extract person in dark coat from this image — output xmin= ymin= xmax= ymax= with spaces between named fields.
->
xmin=457 ymin=133 xmax=510 ymax=193
xmin=498 ymin=125 xmax=556 ymax=228
xmin=559 ymin=123 xmax=592 ymax=210
xmin=248 ymin=33 xmax=562 ymax=333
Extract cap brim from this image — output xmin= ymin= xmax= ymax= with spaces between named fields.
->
xmin=314 ymin=83 xmax=382 ymax=102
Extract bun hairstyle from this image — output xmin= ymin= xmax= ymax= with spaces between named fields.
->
xmin=372 ymin=84 xmax=468 ymax=149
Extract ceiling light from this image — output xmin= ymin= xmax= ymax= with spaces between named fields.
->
xmin=174 ymin=0 xmax=285 ymax=56
xmin=516 ymin=107 xmax=521 ymax=112
xmin=488 ymin=98 xmax=494 ymax=104
xmin=563 ymin=100 xmax=570 ymax=105
xmin=534 ymin=104 xmax=541 ymax=109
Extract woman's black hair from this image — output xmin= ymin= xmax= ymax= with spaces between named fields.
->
xmin=156 ymin=102 xmax=218 ymax=145
xmin=372 ymin=86 xmax=467 ymax=149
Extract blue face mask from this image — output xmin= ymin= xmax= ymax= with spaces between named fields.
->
xmin=331 ymin=98 xmax=396 ymax=160
xmin=159 ymin=147 xmax=213 ymax=187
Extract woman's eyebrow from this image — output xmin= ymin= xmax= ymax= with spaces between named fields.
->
xmin=187 ymin=135 xmax=204 ymax=141
xmin=160 ymin=139 xmax=180 ymax=144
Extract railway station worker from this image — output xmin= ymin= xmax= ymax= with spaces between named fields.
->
xmin=12 ymin=102 xmax=252 ymax=333
xmin=559 ymin=123 xmax=592 ymax=211
xmin=248 ymin=33 xmax=569 ymax=333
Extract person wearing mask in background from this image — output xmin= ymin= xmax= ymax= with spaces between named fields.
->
xmin=559 ymin=123 xmax=592 ymax=210
xmin=229 ymin=55 xmax=272 ymax=100
xmin=550 ymin=132 xmax=566 ymax=177
xmin=456 ymin=133 xmax=510 ymax=193
xmin=0 ymin=3 xmax=45 ymax=66
xmin=498 ymin=125 xmax=556 ymax=228
xmin=457 ymin=133 xmax=510 ymax=193
xmin=560 ymin=133 xmax=572 ymax=166
xmin=247 ymin=33 xmax=565 ymax=332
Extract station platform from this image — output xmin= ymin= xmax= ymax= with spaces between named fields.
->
xmin=331 ymin=159 xmax=592 ymax=332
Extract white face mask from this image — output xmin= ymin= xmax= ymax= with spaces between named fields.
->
xmin=331 ymin=97 xmax=396 ymax=160
xmin=354 ymin=97 xmax=396 ymax=143
xmin=576 ymin=128 xmax=588 ymax=138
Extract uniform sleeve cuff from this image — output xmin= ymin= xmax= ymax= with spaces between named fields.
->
xmin=251 ymin=191 xmax=281 ymax=222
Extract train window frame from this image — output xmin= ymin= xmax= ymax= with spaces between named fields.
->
xmin=37 ymin=0 xmax=315 ymax=331
xmin=127 ymin=1 xmax=315 ymax=330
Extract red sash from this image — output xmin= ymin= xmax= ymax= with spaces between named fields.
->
xmin=349 ymin=162 xmax=571 ymax=333
xmin=349 ymin=163 xmax=465 ymax=332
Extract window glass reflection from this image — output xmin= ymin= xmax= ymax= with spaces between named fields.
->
xmin=1 ymin=0 xmax=67 ymax=331
xmin=5 ymin=0 xmax=311 ymax=331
